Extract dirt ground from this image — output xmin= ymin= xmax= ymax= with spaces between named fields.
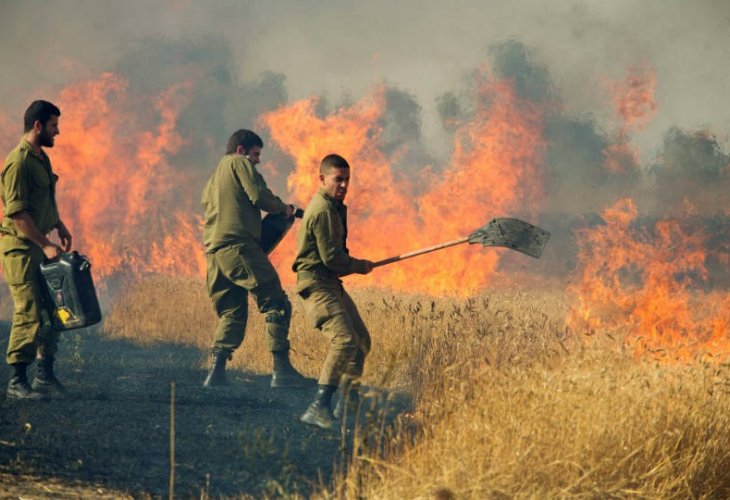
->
xmin=0 ymin=322 xmax=411 ymax=498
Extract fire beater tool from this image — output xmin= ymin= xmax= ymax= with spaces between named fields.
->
xmin=372 ymin=218 xmax=550 ymax=268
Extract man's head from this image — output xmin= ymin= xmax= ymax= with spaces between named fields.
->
xmin=24 ymin=100 xmax=61 ymax=148
xmin=226 ymin=129 xmax=264 ymax=165
xmin=319 ymin=154 xmax=351 ymax=201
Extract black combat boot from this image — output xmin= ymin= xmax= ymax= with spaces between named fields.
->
xmin=7 ymin=363 xmax=48 ymax=401
xmin=300 ymin=385 xmax=337 ymax=430
xmin=31 ymin=356 xmax=67 ymax=395
xmin=271 ymin=350 xmax=309 ymax=388
xmin=334 ymin=377 xmax=360 ymax=420
xmin=202 ymin=350 xmax=230 ymax=388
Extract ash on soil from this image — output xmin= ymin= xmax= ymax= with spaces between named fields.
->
xmin=0 ymin=323 xmax=411 ymax=497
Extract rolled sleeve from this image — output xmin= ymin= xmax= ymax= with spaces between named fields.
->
xmin=1 ymin=161 xmax=30 ymax=217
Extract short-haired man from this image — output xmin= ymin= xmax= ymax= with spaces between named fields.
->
xmin=1 ymin=100 xmax=73 ymax=400
xmin=201 ymin=129 xmax=306 ymax=388
xmin=293 ymin=154 xmax=374 ymax=429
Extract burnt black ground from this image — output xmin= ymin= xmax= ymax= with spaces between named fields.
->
xmin=0 ymin=323 xmax=412 ymax=497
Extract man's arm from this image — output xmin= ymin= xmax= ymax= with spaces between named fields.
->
xmin=312 ymin=211 xmax=372 ymax=276
xmin=55 ymin=219 xmax=72 ymax=252
xmin=2 ymin=157 xmax=63 ymax=259
xmin=235 ymin=158 xmax=288 ymax=214
xmin=9 ymin=211 xmax=62 ymax=259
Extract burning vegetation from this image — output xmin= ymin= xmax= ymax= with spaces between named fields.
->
xmin=2 ymin=38 xmax=724 ymax=363
xmin=1 ymin=34 xmax=729 ymax=497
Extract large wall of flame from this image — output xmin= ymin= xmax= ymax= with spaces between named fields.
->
xmin=1 ymin=0 xmax=730 ymax=361
xmin=0 ymin=31 xmax=728 ymax=286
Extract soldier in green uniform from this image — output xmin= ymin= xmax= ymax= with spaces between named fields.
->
xmin=201 ymin=129 xmax=307 ymax=388
xmin=294 ymin=154 xmax=374 ymax=429
xmin=1 ymin=100 xmax=73 ymax=400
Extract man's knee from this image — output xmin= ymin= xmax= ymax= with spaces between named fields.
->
xmin=8 ymin=284 xmax=48 ymax=341
xmin=329 ymin=324 xmax=358 ymax=358
xmin=9 ymin=282 xmax=40 ymax=313
xmin=263 ymin=295 xmax=292 ymax=327
xmin=217 ymin=306 xmax=248 ymax=324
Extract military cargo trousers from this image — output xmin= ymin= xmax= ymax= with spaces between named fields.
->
xmin=206 ymin=241 xmax=291 ymax=354
xmin=1 ymin=243 xmax=57 ymax=365
xmin=296 ymin=277 xmax=371 ymax=387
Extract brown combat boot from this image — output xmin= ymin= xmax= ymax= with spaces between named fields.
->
xmin=271 ymin=350 xmax=309 ymax=388
xmin=300 ymin=384 xmax=337 ymax=430
xmin=31 ymin=356 xmax=67 ymax=395
xmin=7 ymin=363 xmax=49 ymax=401
xmin=202 ymin=350 xmax=230 ymax=388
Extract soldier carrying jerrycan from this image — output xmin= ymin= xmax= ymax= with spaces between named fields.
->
xmin=1 ymin=100 xmax=102 ymax=401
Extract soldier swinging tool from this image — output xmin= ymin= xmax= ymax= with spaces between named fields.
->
xmin=294 ymin=154 xmax=375 ymax=430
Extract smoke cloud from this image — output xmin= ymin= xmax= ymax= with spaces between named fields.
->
xmin=1 ymin=0 xmax=729 ymax=283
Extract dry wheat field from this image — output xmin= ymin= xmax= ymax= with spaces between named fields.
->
xmin=97 ymin=276 xmax=730 ymax=499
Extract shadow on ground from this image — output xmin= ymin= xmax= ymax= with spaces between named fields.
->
xmin=0 ymin=323 xmax=413 ymax=497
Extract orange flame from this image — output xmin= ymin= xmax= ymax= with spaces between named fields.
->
xmin=2 ymin=68 xmax=546 ymax=294
xmin=611 ymin=65 xmax=657 ymax=131
xmin=603 ymin=66 xmax=657 ymax=174
xmin=568 ymin=198 xmax=730 ymax=362
xmin=48 ymin=73 xmax=205 ymax=279
xmin=262 ymin=71 xmax=546 ymax=295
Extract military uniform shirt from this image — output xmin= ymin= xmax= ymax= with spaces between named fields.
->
xmin=293 ymin=188 xmax=369 ymax=279
xmin=0 ymin=138 xmax=60 ymax=250
xmin=201 ymin=154 xmax=287 ymax=252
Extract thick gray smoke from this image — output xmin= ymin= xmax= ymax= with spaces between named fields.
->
xmin=3 ymin=0 xmax=730 ymax=154
xmin=111 ymin=36 xmax=289 ymax=187
xmin=1 ymin=0 xmax=729 ymax=279
xmin=114 ymin=36 xmax=287 ymax=153
xmin=655 ymin=128 xmax=729 ymax=181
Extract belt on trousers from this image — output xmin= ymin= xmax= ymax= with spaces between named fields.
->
xmin=296 ymin=269 xmax=341 ymax=284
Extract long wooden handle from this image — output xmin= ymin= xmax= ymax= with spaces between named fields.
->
xmin=373 ymin=237 xmax=469 ymax=268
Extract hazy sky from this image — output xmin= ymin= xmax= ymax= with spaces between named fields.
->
xmin=2 ymin=0 xmax=729 ymax=158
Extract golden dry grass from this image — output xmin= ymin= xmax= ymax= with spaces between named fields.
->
xmin=103 ymin=276 xmax=730 ymax=498
xmin=338 ymin=352 xmax=730 ymax=499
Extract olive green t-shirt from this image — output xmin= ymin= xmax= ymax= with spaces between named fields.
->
xmin=0 ymin=138 xmax=60 ymax=250
xmin=201 ymin=154 xmax=287 ymax=252
xmin=293 ymin=188 xmax=369 ymax=279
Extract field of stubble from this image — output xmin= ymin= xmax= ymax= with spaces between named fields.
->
xmin=1 ymin=276 xmax=730 ymax=498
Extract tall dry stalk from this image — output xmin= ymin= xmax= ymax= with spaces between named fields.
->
xmin=169 ymin=382 xmax=175 ymax=500
xmin=105 ymin=276 xmax=730 ymax=498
